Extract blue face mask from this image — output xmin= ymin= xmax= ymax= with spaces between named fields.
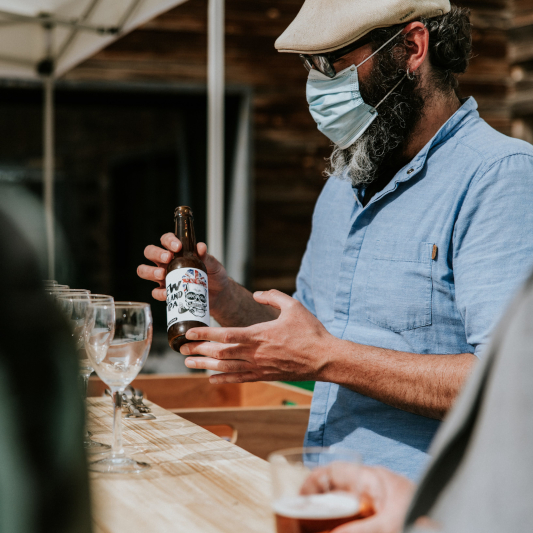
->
xmin=306 ymin=31 xmax=406 ymax=149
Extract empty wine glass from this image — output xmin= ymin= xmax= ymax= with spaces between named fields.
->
xmin=56 ymin=292 xmax=112 ymax=453
xmin=87 ymin=302 xmax=153 ymax=474
xmin=44 ymin=284 xmax=69 ymax=296
xmin=49 ymin=288 xmax=90 ymax=297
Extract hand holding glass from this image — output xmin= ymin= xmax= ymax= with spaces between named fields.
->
xmin=269 ymin=447 xmax=373 ymax=533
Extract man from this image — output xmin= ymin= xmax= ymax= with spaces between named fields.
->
xmin=301 ymin=268 xmax=533 ymax=533
xmin=137 ymin=1 xmax=533 ymax=479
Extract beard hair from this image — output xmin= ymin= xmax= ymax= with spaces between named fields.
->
xmin=325 ymin=45 xmax=427 ymax=188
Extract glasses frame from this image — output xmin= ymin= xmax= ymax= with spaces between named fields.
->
xmin=299 ymin=34 xmax=374 ymax=78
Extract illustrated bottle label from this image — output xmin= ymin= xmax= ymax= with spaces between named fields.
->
xmin=166 ymin=268 xmax=210 ymax=330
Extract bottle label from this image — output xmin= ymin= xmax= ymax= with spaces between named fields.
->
xmin=166 ymin=268 xmax=210 ymax=330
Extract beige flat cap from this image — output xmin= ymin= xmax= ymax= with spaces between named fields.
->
xmin=275 ymin=0 xmax=450 ymax=54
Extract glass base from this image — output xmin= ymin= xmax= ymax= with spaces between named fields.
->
xmin=89 ymin=454 xmax=150 ymax=474
xmin=84 ymin=437 xmax=111 ymax=454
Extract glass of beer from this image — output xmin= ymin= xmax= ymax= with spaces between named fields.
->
xmin=269 ymin=447 xmax=370 ymax=533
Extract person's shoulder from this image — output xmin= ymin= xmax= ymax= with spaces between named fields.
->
xmin=456 ymin=117 xmax=533 ymax=171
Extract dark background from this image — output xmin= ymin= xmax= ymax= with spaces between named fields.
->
xmin=0 ymin=84 xmax=242 ymax=335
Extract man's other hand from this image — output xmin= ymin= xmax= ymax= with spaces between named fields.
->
xmin=136 ymin=233 xmax=229 ymax=308
xmin=180 ymin=289 xmax=335 ymax=383
xmin=301 ymin=463 xmax=415 ymax=533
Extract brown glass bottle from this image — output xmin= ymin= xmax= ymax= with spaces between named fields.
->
xmin=166 ymin=206 xmax=209 ymax=352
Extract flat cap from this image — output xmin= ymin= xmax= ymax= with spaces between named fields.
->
xmin=275 ymin=0 xmax=451 ymax=54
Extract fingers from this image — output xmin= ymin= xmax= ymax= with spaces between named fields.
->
xmin=332 ymin=516 xmax=382 ymax=533
xmin=209 ymin=372 xmax=260 ymax=384
xmin=197 ymin=242 xmax=207 ymax=260
xmin=180 ymin=341 xmax=252 ymax=361
xmin=185 ymin=326 xmax=259 ymax=344
xmin=137 ymin=264 xmax=166 ymax=283
xmin=152 ymin=287 xmax=167 ymax=302
xmin=301 ymin=464 xmax=361 ymax=495
xmin=144 ymin=244 xmax=173 ymax=265
xmin=184 ymin=356 xmax=255 ymax=374
xmin=160 ymin=233 xmax=182 ymax=253
xmin=253 ymin=289 xmax=298 ymax=311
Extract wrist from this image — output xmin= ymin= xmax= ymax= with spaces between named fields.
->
xmin=209 ymin=276 xmax=234 ymax=321
xmin=316 ymin=334 xmax=347 ymax=383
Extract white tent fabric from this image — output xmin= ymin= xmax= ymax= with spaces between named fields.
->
xmin=0 ymin=0 xmax=190 ymax=278
xmin=0 ymin=0 xmax=188 ymax=79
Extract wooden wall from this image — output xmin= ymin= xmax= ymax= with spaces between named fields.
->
xmin=66 ymin=0 xmax=533 ymax=294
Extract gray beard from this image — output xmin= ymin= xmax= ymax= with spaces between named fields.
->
xmin=325 ymin=123 xmax=397 ymax=188
xmin=324 ymin=51 xmax=426 ymax=188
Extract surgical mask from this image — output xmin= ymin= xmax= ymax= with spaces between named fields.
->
xmin=306 ymin=30 xmax=406 ymax=149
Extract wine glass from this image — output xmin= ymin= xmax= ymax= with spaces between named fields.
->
xmin=56 ymin=292 xmax=113 ymax=453
xmin=44 ymin=284 xmax=69 ymax=296
xmin=49 ymin=288 xmax=90 ymax=297
xmin=86 ymin=302 xmax=153 ymax=474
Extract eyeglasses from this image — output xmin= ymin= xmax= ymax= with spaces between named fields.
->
xmin=299 ymin=34 xmax=373 ymax=78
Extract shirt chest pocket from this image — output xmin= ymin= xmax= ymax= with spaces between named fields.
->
xmin=364 ymin=241 xmax=434 ymax=332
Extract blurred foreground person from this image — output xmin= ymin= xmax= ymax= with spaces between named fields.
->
xmin=0 ymin=209 xmax=91 ymax=533
xmin=303 ymin=269 xmax=533 ymax=533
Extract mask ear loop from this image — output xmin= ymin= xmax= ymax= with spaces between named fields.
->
xmin=355 ymin=28 xmax=404 ymax=68
xmin=375 ymin=73 xmax=408 ymax=109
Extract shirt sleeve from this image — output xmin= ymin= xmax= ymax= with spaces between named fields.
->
xmin=453 ymin=153 xmax=533 ymax=357
xmin=293 ymin=236 xmax=317 ymax=316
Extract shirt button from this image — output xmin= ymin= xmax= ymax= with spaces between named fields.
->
xmin=407 ymin=168 xmax=415 ymax=174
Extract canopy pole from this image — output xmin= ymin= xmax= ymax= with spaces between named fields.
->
xmin=43 ymin=75 xmax=55 ymax=280
xmin=207 ymin=0 xmax=225 ymax=263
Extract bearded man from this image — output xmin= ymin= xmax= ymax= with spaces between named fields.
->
xmin=138 ymin=1 xmax=533 ymax=479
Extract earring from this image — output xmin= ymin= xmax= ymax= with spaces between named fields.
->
xmin=406 ymin=68 xmax=416 ymax=80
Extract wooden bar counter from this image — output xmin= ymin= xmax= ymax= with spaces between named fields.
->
xmin=87 ymin=398 xmax=275 ymax=533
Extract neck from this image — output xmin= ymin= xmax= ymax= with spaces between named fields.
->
xmin=403 ymin=89 xmax=462 ymax=161
xmin=360 ymin=89 xmax=462 ymax=207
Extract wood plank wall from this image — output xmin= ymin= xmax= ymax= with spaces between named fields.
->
xmin=66 ymin=0 xmax=533 ymax=294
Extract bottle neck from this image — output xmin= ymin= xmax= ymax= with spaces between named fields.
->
xmin=175 ymin=215 xmax=197 ymax=255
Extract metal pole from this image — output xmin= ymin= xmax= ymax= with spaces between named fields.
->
xmin=226 ymin=95 xmax=251 ymax=285
xmin=207 ymin=0 xmax=225 ymax=262
xmin=43 ymin=75 xmax=55 ymax=279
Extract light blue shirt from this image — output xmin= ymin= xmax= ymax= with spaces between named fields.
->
xmin=295 ymin=97 xmax=533 ymax=480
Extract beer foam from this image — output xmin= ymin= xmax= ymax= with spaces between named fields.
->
xmin=273 ymin=492 xmax=360 ymax=519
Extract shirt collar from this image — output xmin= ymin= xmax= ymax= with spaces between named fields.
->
xmin=352 ymin=97 xmax=479 ymax=205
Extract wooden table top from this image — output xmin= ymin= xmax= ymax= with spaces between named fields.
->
xmin=87 ymin=398 xmax=274 ymax=533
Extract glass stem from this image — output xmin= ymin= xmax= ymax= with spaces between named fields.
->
xmin=79 ymin=373 xmax=91 ymax=440
xmin=82 ymin=374 xmax=89 ymax=400
xmin=112 ymin=389 xmax=125 ymax=457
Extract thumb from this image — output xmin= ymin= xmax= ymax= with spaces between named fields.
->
xmin=253 ymin=289 xmax=297 ymax=311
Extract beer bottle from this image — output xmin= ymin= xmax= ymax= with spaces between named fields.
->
xmin=166 ymin=206 xmax=209 ymax=351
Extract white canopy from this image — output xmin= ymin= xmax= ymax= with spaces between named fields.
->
xmin=0 ymin=0 xmax=188 ymax=79
xmin=0 ymin=0 xmax=227 ymax=284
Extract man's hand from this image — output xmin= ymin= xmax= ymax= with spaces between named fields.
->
xmin=181 ymin=289 xmax=336 ymax=383
xmin=301 ymin=464 xmax=415 ymax=533
xmin=136 ymin=233 xmax=229 ymax=310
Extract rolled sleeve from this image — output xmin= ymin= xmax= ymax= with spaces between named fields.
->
xmin=293 ymin=237 xmax=317 ymax=316
xmin=453 ymin=153 xmax=533 ymax=357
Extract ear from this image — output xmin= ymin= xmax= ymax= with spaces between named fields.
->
xmin=402 ymin=21 xmax=429 ymax=75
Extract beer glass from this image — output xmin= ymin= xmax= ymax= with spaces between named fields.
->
xmin=269 ymin=447 xmax=367 ymax=533
xmin=86 ymin=302 xmax=153 ymax=474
